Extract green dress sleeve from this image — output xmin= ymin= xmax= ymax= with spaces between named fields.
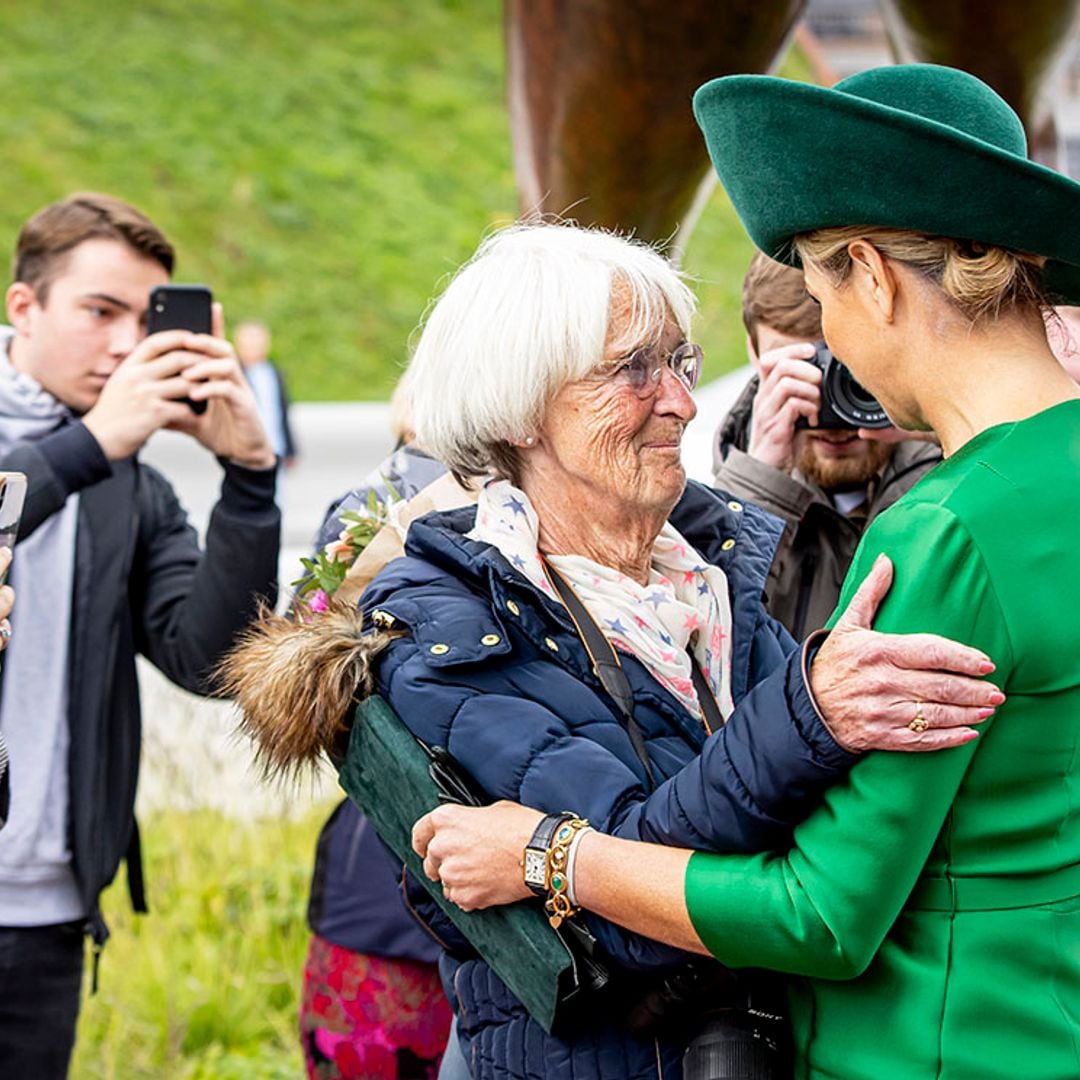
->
xmin=685 ymin=499 xmax=1015 ymax=977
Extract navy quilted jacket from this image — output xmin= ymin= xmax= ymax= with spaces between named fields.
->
xmin=362 ymin=481 xmax=857 ymax=1079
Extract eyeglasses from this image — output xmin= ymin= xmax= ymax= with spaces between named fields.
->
xmin=605 ymin=341 xmax=703 ymax=397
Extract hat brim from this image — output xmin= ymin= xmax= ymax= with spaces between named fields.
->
xmin=693 ymin=75 xmax=1080 ymax=304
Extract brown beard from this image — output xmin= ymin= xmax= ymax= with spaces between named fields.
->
xmin=795 ymin=432 xmax=895 ymax=491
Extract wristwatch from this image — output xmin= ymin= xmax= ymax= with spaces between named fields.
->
xmin=522 ymin=812 xmax=572 ymax=896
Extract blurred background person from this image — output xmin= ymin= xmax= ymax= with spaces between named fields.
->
xmin=712 ymin=251 xmax=941 ymax=638
xmin=236 ymin=320 xmax=298 ymax=476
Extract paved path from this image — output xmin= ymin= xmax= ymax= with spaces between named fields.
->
xmin=135 ymin=368 xmax=751 ymax=818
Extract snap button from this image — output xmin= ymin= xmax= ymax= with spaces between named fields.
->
xmin=544 ymin=637 xmax=559 ymax=652
xmin=506 ymin=600 xmax=521 ymax=617
xmin=481 ymin=634 xmax=501 ymax=646
xmin=727 ymin=500 xmax=743 ymax=513
xmin=429 ymin=643 xmax=450 ymax=655
xmin=370 ymin=609 xmax=395 ymax=629
xmin=721 ymin=538 xmax=736 ymax=551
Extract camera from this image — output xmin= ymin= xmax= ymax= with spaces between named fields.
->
xmin=626 ymin=962 xmax=788 ymax=1080
xmin=682 ymin=1008 xmax=788 ymax=1080
xmin=796 ymin=341 xmax=890 ymax=430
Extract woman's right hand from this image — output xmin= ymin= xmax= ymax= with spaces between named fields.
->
xmin=810 ymin=554 xmax=1002 ymax=752
xmin=0 ymin=548 xmax=13 ymax=652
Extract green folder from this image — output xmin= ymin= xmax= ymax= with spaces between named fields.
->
xmin=338 ymin=695 xmax=581 ymax=1034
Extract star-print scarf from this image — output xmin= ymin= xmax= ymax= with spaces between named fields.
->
xmin=469 ymin=480 xmax=735 ymax=724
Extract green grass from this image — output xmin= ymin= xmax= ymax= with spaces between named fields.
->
xmin=0 ymin=1 xmax=809 ymax=399
xmin=71 ymin=803 xmax=337 ymax=1079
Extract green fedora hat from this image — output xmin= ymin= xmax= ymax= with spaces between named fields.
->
xmin=692 ymin=63 xmax=1080 ymax=304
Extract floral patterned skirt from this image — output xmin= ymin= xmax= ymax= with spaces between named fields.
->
xmin=299 ymin=934 xmax=454 ymax=1080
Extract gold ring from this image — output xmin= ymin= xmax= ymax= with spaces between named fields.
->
xmin=908 ymin=710 xmax=929 ymax=734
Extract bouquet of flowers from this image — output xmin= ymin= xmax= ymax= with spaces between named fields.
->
xmin=291 ymin=482 xmax=402 ymax=614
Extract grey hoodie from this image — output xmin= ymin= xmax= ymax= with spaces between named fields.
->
xmin=0 ymin=327 xmax=83 ymax=925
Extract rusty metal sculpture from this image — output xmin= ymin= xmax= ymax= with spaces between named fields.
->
xmin=506 ymin=0 xmax=1079 ymax=249
xmin=505 ymin=0 xmax=806 ymax=252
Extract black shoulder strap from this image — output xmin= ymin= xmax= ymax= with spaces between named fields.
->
xmin=545 ymin=560 xmax=727 ymax=745
xmin=543 ymin=560 xmax=658 ymax=791
xmin=688 ymin=656 xmax=725 ymax=737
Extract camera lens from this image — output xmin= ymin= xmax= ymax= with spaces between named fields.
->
xmin=821 ymin=356 xmax=890 ymax=429
xmin=682 ymin=1011 xmax=785 ymax=1080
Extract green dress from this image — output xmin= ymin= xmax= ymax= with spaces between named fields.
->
xmin=686 ymin=400 xmax=1080 ymax=1079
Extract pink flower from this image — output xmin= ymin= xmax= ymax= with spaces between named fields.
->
xmin=308 ymin=589 xmax=330 ymax=614
xmin=325 ymin=538 xmax=354 ymax=563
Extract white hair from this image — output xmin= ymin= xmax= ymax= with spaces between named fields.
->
xmin=409 ymin=222 xmax=697 ymax=480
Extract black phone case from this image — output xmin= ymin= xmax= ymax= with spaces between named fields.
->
xmin=147 ymin=285 xmax=213 ymax=414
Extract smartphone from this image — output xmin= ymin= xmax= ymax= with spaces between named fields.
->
xmin=146 ymin=285 xmax=213 ymax=415
xmin=0 ymin=473 xmax=27 ymax=585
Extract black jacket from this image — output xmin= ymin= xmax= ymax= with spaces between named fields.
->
xmin=1 ymin=419 xmax=279 ymax=943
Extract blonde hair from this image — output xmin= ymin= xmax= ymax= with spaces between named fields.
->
xmin=794 ymin=227 xmax=1048 ymax=324
xmin=408 ymin=222 xmax=696 ymax=483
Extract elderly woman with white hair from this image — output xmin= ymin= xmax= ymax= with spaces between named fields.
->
xmin=234 ymin=222 xmax=999 ymax=1080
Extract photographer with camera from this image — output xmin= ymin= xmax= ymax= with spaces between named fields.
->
xmin=713 ymin=251 xmax=941 ymax=637
xmin=0 ymin=193 xmax=279 ymax=1078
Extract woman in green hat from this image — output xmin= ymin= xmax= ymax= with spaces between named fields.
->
xmin=415 ymin=64 xmax=1080 ymax=1078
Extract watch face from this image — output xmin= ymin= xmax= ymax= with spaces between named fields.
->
xmin=524 ymin=848 xmax=548 ymax=888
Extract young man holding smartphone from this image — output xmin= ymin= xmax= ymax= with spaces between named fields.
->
xmin=0 ymin=193 xmax=280 ymax=1077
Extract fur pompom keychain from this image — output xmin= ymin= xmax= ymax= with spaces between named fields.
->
xmin=217 ymin=602 xmax=400 ymax=782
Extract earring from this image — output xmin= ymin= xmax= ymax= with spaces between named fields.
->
xmin=524 ymin=436 xmax=536 ymax=447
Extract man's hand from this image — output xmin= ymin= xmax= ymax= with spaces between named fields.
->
xmin=83 ymin=306 xmax=276 ymax=470
xmin=166 ymin=353 xmax=276 ymax=471
xmin=83 ymin=329 xmax=212 ymax=460
xmin=747 ymin=342 xmax=821 ymax=471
